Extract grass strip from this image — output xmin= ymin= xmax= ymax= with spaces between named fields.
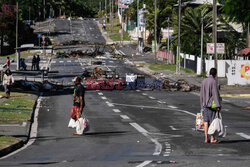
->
xmin=0 ymin=136 xmax=21 ymax=149
xmin=149 ymin=63 xmax=195 ymax=74
xmin=0 ymin=97 xmax=35 ymax=124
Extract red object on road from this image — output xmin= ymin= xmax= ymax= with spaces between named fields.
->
xmin=239 ymin=48 xmax=250 ymax=55
xmin=42 ymin=35 xmax=45 ymax=41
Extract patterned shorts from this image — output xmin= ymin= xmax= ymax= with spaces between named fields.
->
xmin=203 ymin=107 xmax=215 ymax=124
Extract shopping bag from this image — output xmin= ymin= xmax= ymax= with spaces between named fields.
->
xmin=76 ymin=117 xmax=90 ymax=135
xmin=68 ymin=118 xmax=76 ymax=128
xmin=208 ymin=112 xmax=226 ymax=137
xmin=196 ymin=109 xmax=204 ymax=130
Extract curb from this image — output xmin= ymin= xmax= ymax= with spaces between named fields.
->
xmin=0 ymin=140 xmax=24 ymax=158
xmin=221 ymin=94 xmax=250 ymax=97
xmin=0 ymin=95 xmax=39 ymax=158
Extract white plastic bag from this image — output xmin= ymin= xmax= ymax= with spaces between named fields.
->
xmin=208 ymin=112 xmax=226 ymax=137
xmin=76 ymin=117 xmax=85 ymax=135
xmin=76 ymin=117 xmax=90 ymax=135
xmin=68 ymin=118 xmax=76 ymax=128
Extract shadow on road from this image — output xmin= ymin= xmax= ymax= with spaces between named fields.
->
xmin=220 ymin=140 xmax=250 ymax=144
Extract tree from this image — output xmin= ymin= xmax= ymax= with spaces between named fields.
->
xmin=222 ymin=0 xmax=250 ymax=48
xmin=172 ymin=5 xmax=213 ymax=56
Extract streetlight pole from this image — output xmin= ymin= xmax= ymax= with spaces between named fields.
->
xmin=167 ymin=17 xmax=170 ymax=64
xmin=200 ymin=16 xmax=204 ymax=74
xmin=213 ymin=0 xmax=217 ymax=71
xmin=176 ymin=0 xmax=181 ymax=74
xmin=154 ymin=0 xmax=157 ymax=63
xmin=16 ymin=1 xmax=19 ymax=70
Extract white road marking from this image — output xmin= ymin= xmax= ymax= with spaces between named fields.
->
xmin=142 ymin=93 xmax=148 ymax=96
xmin=169 ymin=126 xmax=178 ymax=130
xmin=223 ymin=99 xmax=230 ymax=102
xmin=136 ymin=90 xmax=141 ymax=92
xmin=98 ymin=93 xmax=103 ymax=95
xmin=120 ymin=115 xmax=130 ymax=120
xmin=129 ymin=123 xmax=162 ymax=156
xmin=67 ymin=60 xmax=72 ymax=63
xmin=101 ymin=96 xmax=107 ymax=100
xmin=168 ymin=105 xmax=178 ymax=109
xmin=136 ymin=160 xmax=152 ymax=167
xmin=59 ymin=61 xmax=64 ymax=63
xmin=149 ymin=96 xmax=156 ymax=100
xmin=106 ymin=101 xmax=114 ymax=107
xmin=111 ymin=102 xmax=197 ymax=117
xmin=236 ymin=133 xmax=250 ymax=139
xmin=113 ymin=109 xmax=121 ymax=113
xmin=158 ymin=101 xmax=166 ymax=104
xmin=51 ymin=61 xmax=56 ymax=63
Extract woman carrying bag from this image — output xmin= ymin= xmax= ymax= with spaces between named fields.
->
xmin=3 ymin=69 xmax=14 ymax=98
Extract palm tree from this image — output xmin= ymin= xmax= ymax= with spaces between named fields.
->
xmin=172 ymin=4 xmax=213 ymax=56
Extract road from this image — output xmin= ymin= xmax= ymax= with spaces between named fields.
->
xmin=1 ymin=18 xmax=250 ymax=167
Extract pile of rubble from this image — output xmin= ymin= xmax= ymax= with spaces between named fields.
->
xmin=162 ymin=79 xmax=199 ymax=92
xmin=10 ymin=80 xmax=63 ymax=92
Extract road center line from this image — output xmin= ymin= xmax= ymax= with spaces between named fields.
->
xmin=136 ymin=160 xmax=152 ymax=167
xmin=120 ymin=115 xmax=130 ymax=120
xmin=236 ymin=133 xmax=250 ymax=139
xmin=169 ymin=126 xmax=178 ymax=130
xmin=111 ymin=102 xmax=196 ymax=117
xmin=101 ymin=96 xmax=107 ymax=100
xmin=130 ymin=123 xmax=162 ymax=156
xmin=98 ymin=93 xmax=103 ymax=95
xmin=168 ymin=105 xmax=178 ymax=109
xmin=113 ymin=109 xmax=121 ymax=113
xmin=106 ymin=101 xmax=114 ymax=107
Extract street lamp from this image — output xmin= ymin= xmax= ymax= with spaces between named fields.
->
xmin=200 ymin=16 xmax=204 ymax=74
xmin=154 ymin=0 xmax=157 ymax=63
xmin=213 ymin=0 xmax=217 ymax=72
xmin=176 ymin=0 xmax=181 ymax=74
xmin=16 ymin=1 xmax=19 ymax=70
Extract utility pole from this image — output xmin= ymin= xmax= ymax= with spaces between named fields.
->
xmin=137 ymin=0 xmax=139 ymax=38
xmin=200 ymin=16 xmax=204 ymax=74
xmin=176 ymin=0 xmax=181 ymax=74
xmin=121 ymin=7 xmax=123 ymax=42
xmin=112 ymin=0 xmax=114 ymax=30
xmin=154 ymin=0 xmax=157 ymax=63
xmin=16 ymin=1 xmax=19 ymax=70
xmin=105 ymin=0 xmax=107 ymax=24
xmin=43 ymin=0 xmax=45 ymax=20
xmin=167 ymin=17 xmax=170 ymax=64
xmin=213 ymin=0 xmax=217 ymax=72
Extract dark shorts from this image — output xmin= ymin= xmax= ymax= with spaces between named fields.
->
xmin=203 ymin=107 xmax=215 ymax=124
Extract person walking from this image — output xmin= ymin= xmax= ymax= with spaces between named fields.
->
xmin=31 ymin=56 xmax=37 ymax=70
xmin=200 ymin=68 xmax=221 ymax=143
xmin=36 ymin=55 xmax=40 ymax=70
xmin=3 ymin=69 xmax=14 ymax=98
xmin=6 ymin=57 xmax=10 ymax=69
xmin=71 ymin=76 xmax=85 ymax=135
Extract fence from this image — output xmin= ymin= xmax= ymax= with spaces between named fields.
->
xmin=157 ymin=50 xmax=174 ymax=64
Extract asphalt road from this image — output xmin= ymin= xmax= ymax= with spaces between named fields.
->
xmin=1 ymin=18 xmax=250 ymax=167
xmin=1 ymin=56 xmax=250 ymax=167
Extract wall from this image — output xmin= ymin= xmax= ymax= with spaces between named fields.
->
xmin=205 ymin=60 xmax=250 ymax=85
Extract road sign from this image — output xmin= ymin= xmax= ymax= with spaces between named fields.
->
xmin=207 ymin=43 xmax=225 ymax=54
xmin=42 ymin=35 xmax=45 ymax=41
xmin=38 ymin=33 xmax=42 ymax=38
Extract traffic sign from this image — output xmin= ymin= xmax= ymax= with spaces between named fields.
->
xmin=38 ymin=33 xmax=42 ymax=38
xmin=42 ymin=35 xmax=45 ymax=41
xmin=206 ymin=43 xmax=225 ymax=54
